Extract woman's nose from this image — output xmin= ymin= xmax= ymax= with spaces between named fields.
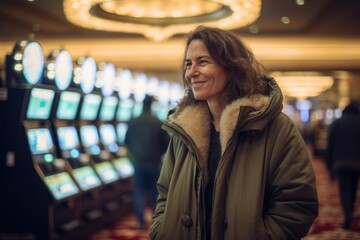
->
xmin=186 ymin=65 xmax=198 ymax=77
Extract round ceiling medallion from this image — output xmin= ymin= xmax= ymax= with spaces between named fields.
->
xmin=63 ymin=0 xmax=261 ymax=41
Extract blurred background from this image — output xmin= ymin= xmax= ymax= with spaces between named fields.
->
xmin=1 ymin=0 xmax=360 ymax=239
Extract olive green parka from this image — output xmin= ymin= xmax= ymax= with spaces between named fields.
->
xmin=150 ymin=78 xmax=318 ymax=240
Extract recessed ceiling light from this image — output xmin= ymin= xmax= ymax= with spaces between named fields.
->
xmin=281 ymin=16 xmax=291 ymax=24
xmin=296 ymin=0 xmax=305 ymax=6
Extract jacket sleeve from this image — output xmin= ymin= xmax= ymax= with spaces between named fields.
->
xmin=149 ymin=135 xmax=176 ymax=239
xmin=264 ymin=115 xmax=319 ymax=240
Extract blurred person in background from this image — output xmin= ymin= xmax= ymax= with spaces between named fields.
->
xmin=125 ymin=95 xmax=170 ymax=230
xmin=326 ymin=101 xmax=360 ymax=229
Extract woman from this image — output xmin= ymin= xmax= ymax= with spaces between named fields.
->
xmin=150 ymin=26 xmax=318 ymax=240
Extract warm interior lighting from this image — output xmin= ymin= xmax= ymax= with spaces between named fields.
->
xmin=63 ymin=0 xmax=261 ymax=42
xmin=271 ymin=72 xmax=334 ymax=100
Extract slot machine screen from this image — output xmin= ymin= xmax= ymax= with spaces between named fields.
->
xmin=151 ymin=101 xmax=168 ymax=121
xmin=44 ymin=172 xmax=79 ymax=200
xmin=99 ymin=96 xmax=118 ymax=121
xmin=116 ymin=123 xmax=128 ymax=144
xmin=79 ymin=94 xmax=101 ymax=120
xmin=72 ymin=166 xmax=102 ymax=191
xmin=113 ymin=157 xmax=134 ymax=179
xmin=57 ymin=126 xmax=79 ymax=150
xmin=116 ymin=98 xmax=134 ymax=122
xmin=56 ymin=91 xmax=81 ymax=120
xmin=99 ymin=124 xmax=116 ymax=145
xmin=26 ymin=88 xmax=55 ymax=120
xmin=80 ymin=125 xmax=99 ymax=147
xmin=27 ymin=128 xmax=54 ymax=155
xmin=132 ymin=101 xmax=143 ymax=118
xmin=94 ymin=162 xmax=119 ymax=183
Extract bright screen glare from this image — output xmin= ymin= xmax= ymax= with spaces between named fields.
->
xmin=57 ymin=126 xmax=79 ymax=150
xmin=26 ymin=88 xmax=55 ymax=120
xmin=80 ymin=125 xmax=99 ymax=147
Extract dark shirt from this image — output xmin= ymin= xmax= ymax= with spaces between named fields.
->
xmin=205 ymin=124 xmax=221 ymax=240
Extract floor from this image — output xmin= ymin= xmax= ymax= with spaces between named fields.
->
xmin=88 ymin=151 xmax=360 ymax=240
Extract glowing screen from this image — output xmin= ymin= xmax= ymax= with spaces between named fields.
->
xmin=114 ymin=157 xmax=134 ymax=179
xmin=44 ymin=172 xmax=79 ymax=200
xmin=79 ymin=94 xmax=101 ymax=120
xmin=72 ymin=166 xmax=102 ymax=191
xmin=116 ymin=123 xmax=128 ymax=144
xmin=116 ymin=98 xmax=134 ymax=121
xmin=99 ymin=96 xmax=118 ymax=121
xmin=27 ymin=128 xmax=54 ymax=155
xmin=26 ymin=88 xmax=55 ymax=120
xmin=99 ymin=124 xmax=116 ymax=145
xmin=80 ymin=125 xmax=99 ymax=147
xmin=57 ymin=126 xmax=79 ymax=150
xmin=56 ymin=91 xmax=81 ymax=120
xmin=94 ymin=162 xmax=119 ymax=183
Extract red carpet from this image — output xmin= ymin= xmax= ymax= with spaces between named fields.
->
xmin=89 ymin=152 xmax=360 ymax=240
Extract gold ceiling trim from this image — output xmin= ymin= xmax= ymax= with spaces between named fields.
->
xmin=63 ymin=0 xmax=261 ymax=42
xmin=100 ymin=0 xmax=222 ymax=19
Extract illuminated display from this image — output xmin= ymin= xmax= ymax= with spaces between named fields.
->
xmin=80 ymin=125 xmax=99 ymax=147
xmin=116 ymin=98 xmax=134 ymax=122
xmin=27 ymin=128 xmax=54 ymax=155
xmin=54 ymin=50 xmax=73 ymax=90
xmin=99 ymin=96 xmax=118 ymax=121
xmin=80 ymin=57 xmax=97 ymax=94
xmin=117 ymin=69 xmax=133 ymax=100
xmin=132 ymin=101 xmax=143 ymax=118
xmin=113 ymin=157 xmax=134 ymax=179
xmin=79 ymin=94 xmax=102 ymax=120
xmin=94 ymin=162 xmax=119 ymax=183
xmin=26 ymin=88 xmax=55 ymax=120
xmin=99 ymin=124 xmax=116 ymax=145
xmin=17 ymin=41 xmax=44 ymax=84
xmin=116 ymin=122 xmax=128 ymax=144
xmin=101 ymin=63 xmax=116 ymax=97
xmin=72 ymin=166 xmax=102 ymax=191
xmin=56 ymin=91 xmax=81 ymax=120
xmin=57 ymin=126 xmax=79 ymax=150
xmin=44 ymin=172 xmax=79 ymax=200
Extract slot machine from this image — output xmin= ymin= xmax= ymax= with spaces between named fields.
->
xmin=152 ymin=80 xmax=171 ymax=121
xmin=98 ymin=67 xmax=134 ymax=197
xmin=132 ymin=71 xmax=148 ymax=118
xmin=77 ymin=60 xmax=121 ymax=212
xmin=114 ymin=68 xmax=137 ymax=177
xmin=46 ymin=51 xmax=104 ymax=221
xmin=0 ymin=40 xmax=81 ymax=240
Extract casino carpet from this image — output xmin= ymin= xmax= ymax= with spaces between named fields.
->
xmin=89 ymin=153 xmax=360 ymax=240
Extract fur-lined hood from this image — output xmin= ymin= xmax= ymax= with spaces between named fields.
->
xmin=165 ymin=77 xmax=283 ymax=165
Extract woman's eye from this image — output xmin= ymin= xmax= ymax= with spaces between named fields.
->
xmin=185 ymin=62 xmax=192 ymax=68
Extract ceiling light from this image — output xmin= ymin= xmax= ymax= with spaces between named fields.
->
xmin=271 ymin=71 xmax=334 ymax=100
xmin=63 ymin=0 xmax=261 ymax=42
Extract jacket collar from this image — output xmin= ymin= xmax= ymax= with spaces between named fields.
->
xmin=167 ymin=77 xmax=283 ymax=165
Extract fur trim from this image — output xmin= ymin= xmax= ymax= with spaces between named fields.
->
xmin=168 ymin=95 xmax=270 ymax=180
xmin=169 ymin=103 xmax=212 ymax=174
xmin=219 ymin=95 xmax=269 ymax=152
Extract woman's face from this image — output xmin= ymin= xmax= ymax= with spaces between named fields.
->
xmin=185 ymin=39 xmax=228 ymax=103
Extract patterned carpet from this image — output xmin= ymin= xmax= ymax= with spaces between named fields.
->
xmin=89 ymin=155 xmax=360 ymax=240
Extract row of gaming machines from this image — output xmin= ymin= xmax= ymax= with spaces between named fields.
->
xmin=0 ymin=40 xmax=142 ymax=239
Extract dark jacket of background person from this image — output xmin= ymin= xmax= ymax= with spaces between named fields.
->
xmin=125 ymin=96 xmax=170 ymax=167
xmin=326 ymin=101 xmax=360 ymax=173
xmin=150 ymin=78 xmax=318 ymax=240
xmin=325 ymin=101 xmax=360 ymax=228
xmin=125 ymin=95 xmax=170 ymax=229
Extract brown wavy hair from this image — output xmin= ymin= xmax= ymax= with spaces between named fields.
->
xmin=177 ymin=25 xmax=268 ymax=110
